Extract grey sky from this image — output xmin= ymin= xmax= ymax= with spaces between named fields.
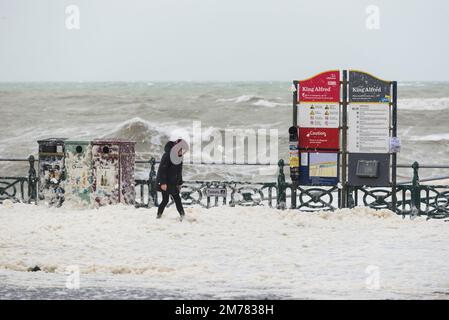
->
xmin=0 ymin=0 xmax=448 ymax=81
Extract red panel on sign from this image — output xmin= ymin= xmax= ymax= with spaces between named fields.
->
xmin=298 ymin=70 xmax=340 ymax=103
xmin=298 ymin=127 xmax=340 ymax=150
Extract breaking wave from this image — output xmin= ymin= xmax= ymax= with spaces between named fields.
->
xmin=252 ymin=99 xmax=289 ymax=108
xmin=409 ymin=133 xmax=449 ymax=142
xmin=100 ymin=117 xmax=192 ymax=157
xmin=216 ymin=95 xmax=263 ymax=103
xmin=216 ymin=95 xmax=289 ymax=107
xmin=399 ymin=98 xmax=449 ymax=111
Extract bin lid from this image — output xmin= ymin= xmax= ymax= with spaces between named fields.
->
xmin=37 ymin=138 xmax=67 ymax=144
xmin=65 ymin=140 xmax=91 ymax=145
xmin=92 ymin=139 xmax=136 ymax=145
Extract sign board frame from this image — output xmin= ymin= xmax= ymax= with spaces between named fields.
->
xmin=292 ymin=70 xmax=398 ymax=208
xmin=293 ymin=70 xmax=341 ymax=190
xmin=345 ymin=70 xmax=396 ymax=189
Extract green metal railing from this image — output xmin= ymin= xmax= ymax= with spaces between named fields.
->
xmin=135 ymin=158 xmax=449 ymax=219
xmin=347 ymin=162 xmax=449 ymax=219
xmin=1 ymin=156 xmax=449 ymax=219
xmin=134 ymin=158 xmax=284 ymax=209
xmin=0 ymin=156 xmax=37 ymax=203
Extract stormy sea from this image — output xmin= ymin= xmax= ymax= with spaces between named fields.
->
xmin=1 ymin=81 xmax=449 ymax=181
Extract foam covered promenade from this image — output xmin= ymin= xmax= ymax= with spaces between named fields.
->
xmin=1 ymin=202 xmax=448 ymax=299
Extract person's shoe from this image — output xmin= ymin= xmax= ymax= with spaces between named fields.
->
xmin=156 ymin=212 xmax=162 ymax=219
xmin=179 ymin=212 xmax=185 ymax=222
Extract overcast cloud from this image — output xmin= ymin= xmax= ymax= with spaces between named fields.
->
xmin=0 ymin=0 xmax=448 ymax=81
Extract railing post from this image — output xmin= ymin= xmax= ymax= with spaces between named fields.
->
xmin=347 ymin=186 xmax=355 ymax=208
xmin=291 ymin=83 xmax=298 ymax=210
xmin=149 ymin=157 xmax=158 ymax=207
xmin=410 ymin=161 xmax=420 ymax=218
xmin=27 ymin=155 xmax=37 ymax=204
xmin=276 ymin=159 xmax=286 ymax=209
xmin=391 ymin=81 xmax=398 ymax=213
xmin=341 ymin=70 xmax=348 ymax=208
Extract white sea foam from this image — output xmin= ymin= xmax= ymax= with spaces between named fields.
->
xmin=409 ymin=133 xmax=449 ymax=142
xmin=216 ymin=95 xmax=261 ymax=103
xmin=1 ymin=203 xmax=448 ymax=299
xmin=217 ymin=96 xmax=449 ymax=110
xmin=252 ymin=99 xmax=289 ymax=108
xmin=399 ymin=98 xmax=449 ymax=111
xmin=216 ymin=95 xmax=289 ymax=108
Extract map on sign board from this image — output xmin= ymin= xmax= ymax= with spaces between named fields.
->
xmin=298 ymin=152 xmax=339 ymax=186
xmin=297 ymin=70 xmax=340 ymax=103
xmin=349 ymin=70 xmax=391 ymax=103
xmin=309 ymin=153 xmax=338 ymax=178
xmin=298 ymin=103 xmax=339 ymax=128
xmin=347 ymin=103 xmax=390 ymax=153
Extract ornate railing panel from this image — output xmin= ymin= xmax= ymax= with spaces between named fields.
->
xmin=294 ymin=185 xmax=339 ymax=212
xmin=349 ymin=187 xmax=399 ymax=211
xmin=348 ymin=185 xmax=449 ymax=219
xmin=0 ymin=177 xmax=28 ymax=203
xmin=149 ymin=181 xmax=278 ymax=209
xmin=405 ymin=185 xmax=449 ymax=219
xmin=0 ymin=156 xmax=37 ymax=204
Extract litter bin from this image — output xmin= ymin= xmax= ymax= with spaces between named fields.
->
xmin=64 ymin=140 xmax=93 ymax=206
xmin=92 ymin=139 xmax=136 ymax=206
xmin=37 ymin=138 xmax=67 ymax=206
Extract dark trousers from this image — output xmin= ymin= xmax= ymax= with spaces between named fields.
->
xmin=157 ymin=191 xmax=184 ymax=216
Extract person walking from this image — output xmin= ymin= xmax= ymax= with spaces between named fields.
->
xmin=155 ymin=139 xmax=186 ymax=220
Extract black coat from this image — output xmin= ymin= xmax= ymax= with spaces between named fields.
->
xmin=156 ymin=141 xmax=184 ymax=194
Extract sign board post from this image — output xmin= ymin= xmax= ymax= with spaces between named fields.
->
xmin=341 ymin=70 xmax=348 ymax=208
xmin=291 ymin=86 xmax=299 ymax=208
xmin=391 ymin=81 xmax=398 ymax=211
